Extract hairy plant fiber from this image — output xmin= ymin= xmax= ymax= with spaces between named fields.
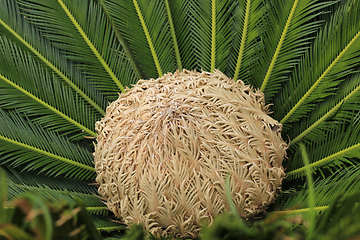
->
xmin=94 ymin=69 xmax=287 ymax=238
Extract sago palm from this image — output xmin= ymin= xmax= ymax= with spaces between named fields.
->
xmin=0 ymin=0 xmax=360 ymax=239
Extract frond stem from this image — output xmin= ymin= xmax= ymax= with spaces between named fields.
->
xmin=260 ymin=0 xmax=299 ymax=92
xmin=96 ymin=226 xmax=124 ymax=231
xmin=57 ymin=0 xmax=125 ymax=92
xmin=280 ymin=30 xmax=360 ymax=124
xmin=132 ymin=0 xmax=163 ymax=77
xmin=0 ymin=19 xmax=105 ymax=115
xmin=233 ymin=0 xmax=251 ymax=81
xmin=0 ymin=135 xmax=95 ymax=172
xmin=164 ymin=0 xmax=182 ymax=71
xmin=86 ymin=206 xmax=108 ymax=211
xmin=0 ymin=74 xmax=97 ymax=137
xmin=99 ymin=0 xmax=144 ymax=79
xmin=211 ymin=0 xmax=216 ymax=72
xmin=287 ymin=142 xmax=360 ymax=176
xmin=273 ymin=206 xmax=328 ymax=215
xmin=291 ymin=79 xmax=360 ymax=145
xmin=300 ymin=143 xmax=315 ymax=239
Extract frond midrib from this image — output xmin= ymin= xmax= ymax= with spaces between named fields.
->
xmin=164 ymin=0 xmax=182 ymax=71
xmin=291 ymin=78 xmax=360 ymax=145
xmin=0 ymin=134 xmax=95 ymax=172
xmin=233 ymin=0 xmax=251 ymax=81
xmin=132 ymin=0 xmax=163 ymax=77
xmin=0 ymin=18 xmax=105 ymax=115
xmin=287 ymin=142 xmax=360 ymax=176
xmin=260 ymin=0 xmax=299 ymax=92
xmin=0 ymin=73 xmax=97 ymax=137
xmin=280 ymin=30 xmax=360 ymax=124
xmin=57 ymin=0 xmax=125 ymax=92
xmin=210 ymin=0 xmax=216 ymax=72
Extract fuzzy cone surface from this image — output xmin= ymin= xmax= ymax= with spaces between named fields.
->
xmin=94 ymin=69 xmax=287 ymax=238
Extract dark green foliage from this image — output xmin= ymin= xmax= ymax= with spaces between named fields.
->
xmin=0 ymin=168 xmax=103 ymax=240
xmin=313 ymin=192 xmax=360 ymax=240
xmin=0 ymin=0 xmax=360 ymax=239
xmin=200 ymin=192 xmax=360 ymax=240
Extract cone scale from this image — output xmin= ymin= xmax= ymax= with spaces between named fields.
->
xmin=94 ymin=70 xmax=287 ymax=238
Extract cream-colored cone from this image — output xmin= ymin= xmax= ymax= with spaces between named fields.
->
xmin=94 ymin=69 xmax=287 ymax=238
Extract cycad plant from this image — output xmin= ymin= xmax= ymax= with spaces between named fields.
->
xmin=0 ymin=0 xmax=360 ymax=239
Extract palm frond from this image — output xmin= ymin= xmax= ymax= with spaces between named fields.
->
xmin=100 ymin=0 xmax=177 ymax=78
xmin=289 ymin=72 xmax=360 ymax=145
xmin=277 ymin=167 xmax=360 ymax=221
xmin=164 ymin=0 xmax=182 ymax=71
xmin=274 ymin=0 xmax=360 ymax=125
xmin=17 ymin=0 xmax=138 ymax=100
xmin=255 ymin=0 xmax=335 ymax=100
xmin=0 ymin=109 xmax=96 ymax=180
xmin=286 ymin=121 xmax=360 ymax=179
xmin=189 ymin=0 xmax=235 ymax=73
xmin=5 ymin=167 xmax=96 ymax=195
xmin=166 ymin=0 xmax=197 ymax=71
xmin=0 ymin=0 xmax=107 ymax=114
xmin=93 ymin=216 xmax=125 ymax=232
xmin=0 ymin=36 xmax=98 ymax=138
xmin=228 ymin=0 xmax=263 ymax=83
xmin=3 ymin=166 xmax=110 ymax=215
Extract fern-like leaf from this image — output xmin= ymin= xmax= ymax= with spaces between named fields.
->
xmin=0 ymin=109 xmax=96 ymax=180
xmin=286 ymin=122 xmax=360 ymax=179
xmin=0 ymin=0 xmax=106 ymax=114
xmin=0 ymin=37 xmax=98 ymax=138
xmin=17 ymin=0 xmax=138 ymax=100
xmin=274 ymin=0 xmax=360 ymax=125
xmin=100 ymin=0 xmax=177 ymax=78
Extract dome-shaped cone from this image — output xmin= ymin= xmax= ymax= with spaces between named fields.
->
xmin=94 ymin=69 xmax=287 ymax=238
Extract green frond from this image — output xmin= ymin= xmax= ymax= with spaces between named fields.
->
xmin=17 ymin=0 xmax=138 ymax=100
xmin=229 ymin=0 xmax=263 ymax=83
xmin=98 ymin=1 xmax=144 ymax=80
xmin=189 ymin=0 xmax=235 ymax=73
xmin=0 ymin=37 xmax=97 ymax=138
xmin=93 ymin=216 xmax=125 ymax=232
xmin=167 ymin=0 xmax=196 ymax=71
xmin=286 ymin=122 xmax=360 ymax=179
xmin=289 ymin=72 xmax=360 ymax=145
xmin=4 ymin=167 xmax=97 ymax=195
xmin=254 ymin=0 xmax=335 ymax=99
xmin=0 ymin=109 xmax=96 ymax=180
xmin=277 ymin=167 xmax=360 ymax=220
xmin=101 ymin=0 xmax=176 ymax=78
xmin=3 ymin=166 xmax=110 ymax=217
xmin=0 ymin=0 xmax=107 ymax=114
xmin=274 ymin=0 xmax=360 ymax=125
xmin=164 ymin=0 xmax=182 ymax=71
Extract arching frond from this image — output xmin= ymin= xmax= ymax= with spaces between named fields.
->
xmin=278 ymin=167 xmax=360 ymax=221
xmin=288 ymin=72 xmax=360 ymax=145
xmin=17 ymin=0 xmax=138 ymax=100
xmin=286 ymin=122 xmax=360 ymax=179
xmin=274 ymin=0 xmax=360 ymax=125
xmin=228 ymin=0 xmax=263 ymax=83
xmin=100 ymin=0 xmax=177 ymax=78
xmin=167 ymin=0 xmax=196 ymax=71
xmin=0 ymin=0 xmax=107 ymax=114
xmin=0 ymin=37 xmax=97 ymax=138
xmin=3 ymin=166 xmax=110 ymax=215
xmin=255 ymin=0 xmax=335 ymax=100
xmin=189 ymin=0 xmax=235 ymax=73
xmin=0 ymin=109 xmax=96 ymax=180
